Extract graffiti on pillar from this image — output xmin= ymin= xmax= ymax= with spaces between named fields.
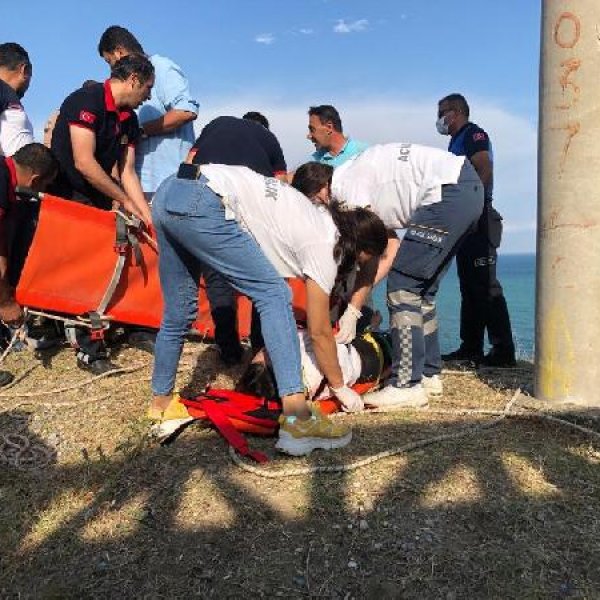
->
xmin=551 ymin=11 xmax=582 ymax=175
xmin=556 ymin=58 xmax=581 ymax=108
xmin=553 ymin=11 xmax=580 ymax=48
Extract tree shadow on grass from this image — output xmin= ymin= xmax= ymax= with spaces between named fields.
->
xmin=0 ymin=401 xmax=599 ymax=599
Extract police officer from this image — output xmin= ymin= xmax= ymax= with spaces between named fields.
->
xmin=436 ymin=93 xmax=516 ymax=367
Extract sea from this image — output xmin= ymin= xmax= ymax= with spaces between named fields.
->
xmin=371 ymin=253 xmax=536 ymax=360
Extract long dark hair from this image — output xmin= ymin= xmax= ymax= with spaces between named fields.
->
xmin=292 ymin=161 xmax=333 ymax=199
xmin=329 ymin=201 xmax=388 ymax=279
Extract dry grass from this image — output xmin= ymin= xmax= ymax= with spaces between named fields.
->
xmin=0 ymin=340 xmax=599 ymax=599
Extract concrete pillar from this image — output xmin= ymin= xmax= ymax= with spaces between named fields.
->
xmin=536 ymin=1 xmax=600 ymax=406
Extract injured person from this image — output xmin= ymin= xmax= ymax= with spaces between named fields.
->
xmin=236 ymin=323 xmax=393 ymax=407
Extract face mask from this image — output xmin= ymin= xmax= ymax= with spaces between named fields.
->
xmin=436 ymin=115 xmax=449 ymax=135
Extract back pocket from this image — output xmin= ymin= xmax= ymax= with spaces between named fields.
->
xmin=164 ymin=179 xmax=207 ymax=216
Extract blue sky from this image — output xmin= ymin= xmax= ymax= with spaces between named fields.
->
xmin=5 ymin=0 xmax=540 ymax=252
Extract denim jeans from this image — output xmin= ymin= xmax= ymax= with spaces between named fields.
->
xmin=151 ymin=174 xmax=303 ymax=397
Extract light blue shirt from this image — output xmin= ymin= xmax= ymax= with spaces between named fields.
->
xmin=136 ymin=54 xmax=200 ymax=193
xmin=311 ymin=137 xmax=369 ymax=168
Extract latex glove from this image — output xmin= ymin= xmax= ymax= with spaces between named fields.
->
xmin=334 ymin=303 xmax=362 ymax=344
xmin=331 ymin=385 xmax=364 ymax=413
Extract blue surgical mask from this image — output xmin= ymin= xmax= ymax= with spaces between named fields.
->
xmin=436 ymin=115 xmax=449 ymax=135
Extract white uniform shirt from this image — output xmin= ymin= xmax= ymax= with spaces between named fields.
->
xmin=202 ymin=164 xmax=340 ymax=294
xmin=331 ymin=143 xmax=465 ymax=229
xmin=0 ymin=104 xmax=34 ymax=156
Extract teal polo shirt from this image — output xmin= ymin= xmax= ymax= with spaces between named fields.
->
xmin=311 ymin=137 xmax=368 ymax=168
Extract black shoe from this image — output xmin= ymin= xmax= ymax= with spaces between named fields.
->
xmin=480 ymin=348 xmax=517 ymax=368
xmin=127 ymin=330 xmax=157 ymax=354
xmin=77 ymin=357 xmax=119 ymax=375
xmin=442 ymin=347 xmax=483 ymax=363
xmin=0 ymin=370 xmax=14 ymax=387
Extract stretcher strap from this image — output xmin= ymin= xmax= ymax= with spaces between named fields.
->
xmin=95 ymin=212 xmax=128 ymax=316
xmin=200 ymin=399 xmax=269 ymax=463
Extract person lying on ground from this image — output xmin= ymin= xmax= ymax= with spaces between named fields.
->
xmin=237 ymin=324 xmax=392 ymax=406
xmin=148 ymin=162 xmax=387 ymax=456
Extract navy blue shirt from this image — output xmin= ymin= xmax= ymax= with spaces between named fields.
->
xmin=448 ymin=122 xmax=493 ymax=199
xmin=191 ymin=116 xmax=286 ymax=177
xmin=51 ymin=80 xmax=140 ymax=210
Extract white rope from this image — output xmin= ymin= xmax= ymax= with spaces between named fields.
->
xmin=0 ymin=360 xmax=150 ymax=398
xmin=0 ymin=322 xmax=26 ymax=364
xmin=25 ymin=309 xmax=114 ymax=329
xmin=0 ymin=431 xmax=56 ymax=469
xmin=229 ymin=390 xmax=521 ymax=477
xmin=229 ymin=390 xmax=600 ymax=478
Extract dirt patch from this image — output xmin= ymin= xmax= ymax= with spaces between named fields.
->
xmin=0 ymin=341 xmax=599 ymax=599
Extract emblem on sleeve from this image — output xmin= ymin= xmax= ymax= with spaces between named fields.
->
xmin=79 ymin=110 xmax=97 ymax=125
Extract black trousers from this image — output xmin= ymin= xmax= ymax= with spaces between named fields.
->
xmin=455 ymin=203 xmax=514 ymax=354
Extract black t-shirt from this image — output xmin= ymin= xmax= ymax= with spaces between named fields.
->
xmin=0 ymin=156 xmax=16 ymax=219
xmin=191 ymin=116 xmax=286 ymax=177
xmin=51 ymin=80 xmax=140 ymax=210
xmin=448 ymin=122 xmax=493 ymax=199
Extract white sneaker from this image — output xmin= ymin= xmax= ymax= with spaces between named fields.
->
xmin=365 ymin=384 xmax=429 ymax=410
xmin=422 ymin=374 xmax=443 ymax=398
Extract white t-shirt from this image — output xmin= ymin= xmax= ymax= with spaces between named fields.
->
xmin=331 ymin=143 xmax=466 ymax=229
xmin=0 ymin=106 xmax=34 ymax=157
xmin=202 ymin=164 xmax=340 ymax=294
xmin=298 ymin=330 xmax=361 ymax=398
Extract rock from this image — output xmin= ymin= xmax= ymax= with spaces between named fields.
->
xmin=359 ymin=519 xmax=369 ymax=530
xmin=347 ymin=560 xmax=358 ymax=569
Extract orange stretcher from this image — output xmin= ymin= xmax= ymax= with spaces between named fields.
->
xmin=15 ymin=193 xmax=307 ymax=336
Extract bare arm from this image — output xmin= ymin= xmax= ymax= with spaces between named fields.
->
xmin=70 ymin=125 xmax=131 ymax=209
xmin=469 ymin=150 xmax=493 ymax=191
xmin=141 ymin=109 xmax=197 ymax=136
xmin=347 ymin=234 xmax=401 ymax=311
xmin=118 ymin=145 xmax=152 ymax=226
xmin=305 ymin=277 xmax=344 ymax=389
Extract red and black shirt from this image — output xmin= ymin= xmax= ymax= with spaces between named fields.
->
xmin=50 ymin=80 xmax=140 ymax=210
xmin=0 ymin=155 xmax=17 ymax=221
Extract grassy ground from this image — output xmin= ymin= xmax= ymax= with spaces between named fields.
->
xmin=0 ymin=339 xmax=599 ymax=599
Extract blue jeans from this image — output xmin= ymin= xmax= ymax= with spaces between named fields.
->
xmin=151 ymin=174 xmax=303 ymax=397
